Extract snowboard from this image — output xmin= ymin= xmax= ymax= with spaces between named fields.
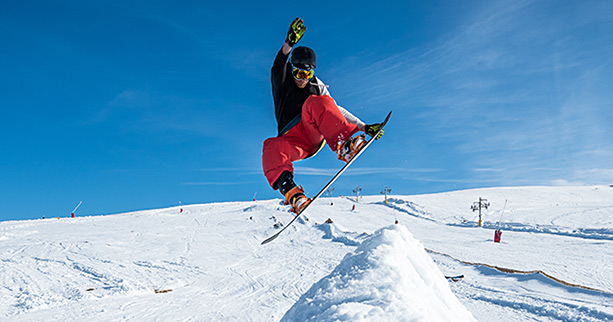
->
xmin=261 ymin=111 xmax=393 ymax=245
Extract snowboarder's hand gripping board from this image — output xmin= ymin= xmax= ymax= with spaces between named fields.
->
xmin=365 ymin=123 xmax=385 ymax=140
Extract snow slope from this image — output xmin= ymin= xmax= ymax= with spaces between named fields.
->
xmin=1 ymin=185 xmax=612 ymax=321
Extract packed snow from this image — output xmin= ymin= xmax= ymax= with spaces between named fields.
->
xmin=281 ymin=225 xmax=476 ymax=321
xmin=1 ymin=185 xmax=612 ymax=321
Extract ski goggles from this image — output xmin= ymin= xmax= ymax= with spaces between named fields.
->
xmin=291 ymin=66 xmax=314 ymax=80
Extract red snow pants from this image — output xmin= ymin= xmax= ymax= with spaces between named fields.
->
xmin=262 ymin=95 xmax=359 ymax=189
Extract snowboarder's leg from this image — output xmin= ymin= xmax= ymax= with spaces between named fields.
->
xmin=262 ymin=124 xmax=323 ymax=189
xmin=301 ymin=95 xmax=359 ymax=151
xmin=262 ymin=136 xmax=300 ymax=189
xmin=274 ymin=171 xmax=310 ymax=213
xmin=262 ymin=137 xmax=313 ymax=213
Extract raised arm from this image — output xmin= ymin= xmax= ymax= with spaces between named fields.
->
xmin=283 ymin=17 xmax=306 ymax=55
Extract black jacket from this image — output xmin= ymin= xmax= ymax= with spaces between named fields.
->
xmin=271 ymin=48 xmax=326 ymax=136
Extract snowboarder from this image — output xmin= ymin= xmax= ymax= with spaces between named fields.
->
xmin=262 ymin=18 xmax=384 ymax=214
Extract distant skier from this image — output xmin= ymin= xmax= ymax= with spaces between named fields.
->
xmin=262 ymin=18 xmax=384 ymax=214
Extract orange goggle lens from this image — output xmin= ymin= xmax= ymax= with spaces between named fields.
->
xmin=292 ymin=67 xmax=314 ymax=80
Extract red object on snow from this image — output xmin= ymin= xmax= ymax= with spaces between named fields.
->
xmin=352 ymin=205 xmax=356 ymax=211
xmin=71 ymin=212 xmax=74 ymax=218
xmin=395 ymin=220 xmax=399 ymax=224
xmin=494 ymin=229 xmax=502 ymax=243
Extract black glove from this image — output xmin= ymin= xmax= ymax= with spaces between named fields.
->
xmin=365 ymin=123 xmax=384 ymax=140
xmin=286 ymin=17 xmax=306 ymax=47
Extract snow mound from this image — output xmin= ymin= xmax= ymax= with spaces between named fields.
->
xmin=281 ymin=224 xmax=476 ymax=322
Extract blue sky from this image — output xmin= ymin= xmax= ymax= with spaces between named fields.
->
xmin=1 ymin=0 xmax=612 ymax=221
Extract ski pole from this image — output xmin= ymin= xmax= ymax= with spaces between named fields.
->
xmin=496 ymin=199 xmax=507 ymax=231
xmin=71 ymin=201 xmax=82 ymax=218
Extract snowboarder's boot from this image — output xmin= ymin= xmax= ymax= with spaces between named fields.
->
xmin=336 ymin=134 xmax=366 ymax=162
xmin=284 ymin=186 xmax=311 ymax=214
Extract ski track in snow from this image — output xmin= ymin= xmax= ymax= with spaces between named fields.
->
xmin=432 ymin=253 xmax=613 ymax=322
xmin=1 ymin=186 xmax=612 ymax=321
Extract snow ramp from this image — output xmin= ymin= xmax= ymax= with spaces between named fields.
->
xmin=281 ymin=224 xmax=476 ymax=322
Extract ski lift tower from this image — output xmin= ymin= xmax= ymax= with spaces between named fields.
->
xmin=471 ymin=197 xmax=490 ymax=227
xmin=353 ymin=186 xmax=362 ymax=202
xmin=381 ymin=186 xmax=392 ymax=204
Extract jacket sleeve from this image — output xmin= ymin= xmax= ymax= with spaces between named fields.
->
xmin=312 ymin=77 xmax=330 ymax=96
xmin=338 ymin=106 xmax=366 ymax=131
xmin=272 ymin=48 xmax=289 ymax=84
